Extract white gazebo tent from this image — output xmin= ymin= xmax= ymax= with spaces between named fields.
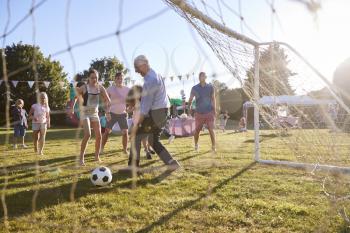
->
xmin=243 ymin=95 xmax=337 ymax=125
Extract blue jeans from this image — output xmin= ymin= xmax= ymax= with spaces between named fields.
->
xmin=128 ymin=108 xmax=173 ymax=166
xmin=14 ymin=125 xmax=26 ymax=137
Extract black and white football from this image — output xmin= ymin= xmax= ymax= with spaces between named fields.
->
xmin=91 ymin=166 xmax=112 ymax=186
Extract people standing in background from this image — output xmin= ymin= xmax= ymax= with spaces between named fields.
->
xmin=29 ymin=92 xmax=50 ymax=155
xmin=11 ymin=99 xmax=28 ymax=149
xmin=235 ymin=116 xmax=247 ymax=133
xmin=219 ymin=110 xmax=230 ymax=132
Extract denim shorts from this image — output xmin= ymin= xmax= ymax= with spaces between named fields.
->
xmin=14 ymin=125 xmax=26 ymax=137
xmin=32 ymin=123 xmax=47 ymax=131
xmin=106 ymin=113 xmax=128 ymax=130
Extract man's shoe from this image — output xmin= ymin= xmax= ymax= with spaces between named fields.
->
xmin=167 ymin=159 xmax=180 ymax=171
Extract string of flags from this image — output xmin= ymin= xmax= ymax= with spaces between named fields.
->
xmin=0 ymin=80 xmax=66 ymax=89
xmin=0 ymin=72 xmax=222 ymax=89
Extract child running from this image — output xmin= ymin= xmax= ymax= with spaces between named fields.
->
xmin=126 ymin=85 xmax=155 ymax=162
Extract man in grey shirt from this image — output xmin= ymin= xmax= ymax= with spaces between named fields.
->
xmin=129 ymin=55 xmax=180 ymax=170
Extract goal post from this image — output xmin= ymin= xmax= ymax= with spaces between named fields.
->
xmin=164 ymin=0 xmax=350 ymax=174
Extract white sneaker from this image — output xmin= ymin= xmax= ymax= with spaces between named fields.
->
xmin=194 ymin=144 xmax=199 ymax=152
xmin=168 ymin=135 xmax=175 ymax=144
xmin=22 ymin=144 xmax=28 ymax=148
xmin=13 ymin=144 xmax=17 ymax=149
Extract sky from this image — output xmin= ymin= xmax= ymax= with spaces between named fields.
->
xmin=1 ymin=0 xmax=350 ymax=98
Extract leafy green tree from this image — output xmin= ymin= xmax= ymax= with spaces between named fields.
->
xmin=212 ymin=79 xmax=228 ymax=94
xmin=333 ymin=57 xmax=350 ymax=132
xmin=77 ymin=56 xmax=127 ymax=86
xmin=0 ymin=42 xmax=69 ymax=124
xmin=308 ymin=87 xmax=332 ymax=99
xmin=333 ymin=57 xmax=350 ymax=106
xmin=244 ymin=44 xmax=296 ymax=98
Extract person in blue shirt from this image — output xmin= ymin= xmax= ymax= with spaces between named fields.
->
xmin=129 ymin=55 xmax=180 ymax=171
xmin=188 ymin=72 xmax=217 ymax=153
xmin=11 ymin=99 xmax=28 ymax=149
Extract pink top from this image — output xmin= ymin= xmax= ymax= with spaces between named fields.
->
xmin=32 ymin=103 xmax=50 ymax=123
xmin=107 ymin=85 xmax=129 ymax=114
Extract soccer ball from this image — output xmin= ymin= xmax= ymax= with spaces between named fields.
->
xmin=90 ymin=166 xmax=112 ymax=186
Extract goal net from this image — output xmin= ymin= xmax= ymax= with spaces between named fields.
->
xmin=1 ymin=0 xmax=350 ymax=231
xmin=164 ymin=0 xmax=350 ymax=222
xmin=163 ymin=0 xmax=350 ymax=170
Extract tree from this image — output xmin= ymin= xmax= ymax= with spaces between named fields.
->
xmin=218 ymin=88 xmax=248 ymax=117
xmin=210 ymin=79 xmax=249 ymax=119
xmin=308 ymin=87 xmax=333 ymax=99
xmin=333 ymin=57 xmax=350 ymax=132
xmin=0 ymin=42 xmax=69 ymax=124
xmin=333 ymin=57 xmax=350 ymax=106
xmin=243 ymin=44 xmax=296 ymax=98
xmin=77 ymin=56 xmax=127 ymax=86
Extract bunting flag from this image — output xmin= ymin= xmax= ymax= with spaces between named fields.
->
xmin=170 ymin=76 xmax=174 ymax=81
xmin=43 ymin=81 xmax=50 ymax=88
xmin=186 ymin=74 xmax=190 ymax=80
xmin=178 ymin=75 xmax=182 ymax=81
xmin=28 ymin=81 xmax=35 ymax=88
xmin=12 ymin=80 xmax=19 ymax=87
xmin=109 ymin=81 xmax=114 ymax=86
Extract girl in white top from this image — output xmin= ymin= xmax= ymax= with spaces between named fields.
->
xmin=71 ymin=69 xmax=111 ymax=166
xmin=29 ymin=92 xmax=50 ymax=155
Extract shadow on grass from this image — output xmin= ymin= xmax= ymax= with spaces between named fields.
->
xmin=0 ymin=128 xmax=82 ymax=146
xmin=177 ymin=150 xmax=211 ymax=163
xmin=0 ymin=162 xmax=178 ymax=219
xmin=2 ymin=150 xmax=122 ymax=175
xmin=0 ymin=159 xmax=129 ymax=190
xmin=1 ymin=127 xmax=121 ymax=146
xmin=2 ymin=155 xmax=79 ymax=174
xmin=243 ymin=133 xmax=291 ymax=143
xmin=337 ymin=222 xmax=350 ymax=233
xmin=136 ymin=162 xmax=257 ymax=233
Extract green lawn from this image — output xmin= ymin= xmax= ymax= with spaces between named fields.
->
xmin=1 ymin=128 xmax=350 ymax=232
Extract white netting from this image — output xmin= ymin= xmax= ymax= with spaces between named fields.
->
xmin=1 ymin=0 xmax=350 ymax=231
xmin=164 ymin=0 xmax=350 ymax=226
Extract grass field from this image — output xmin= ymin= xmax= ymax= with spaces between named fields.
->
xmin=1 ymin=128 xmax=350 ymax=232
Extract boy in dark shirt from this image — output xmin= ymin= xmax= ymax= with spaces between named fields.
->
xmin=11 ymin=99 xmax=28 ymax=149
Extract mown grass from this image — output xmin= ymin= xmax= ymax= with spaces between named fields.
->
xmin=1 ymin=128 xmax=350 ymax=232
